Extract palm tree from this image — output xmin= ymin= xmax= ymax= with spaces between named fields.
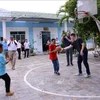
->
xmin=57 ymin=0 xmax=77 ymax=26
xmin=56 ymin=2 xmax=69 ymax=26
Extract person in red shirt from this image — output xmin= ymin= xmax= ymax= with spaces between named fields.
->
xmin=49 ymin=38 xmax=60 ymax=75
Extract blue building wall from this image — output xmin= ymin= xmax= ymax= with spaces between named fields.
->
xmin=0 ymin=22 xmax=2 ymax=36
xmin=0 ymin=21 xmax=74 ymax=44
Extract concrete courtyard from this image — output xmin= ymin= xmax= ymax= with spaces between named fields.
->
xmin=0 ymin=52 xmax=100 ymax=100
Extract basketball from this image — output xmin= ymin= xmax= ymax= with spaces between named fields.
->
xmin=55 ymin=46 xmax=62 ymax=52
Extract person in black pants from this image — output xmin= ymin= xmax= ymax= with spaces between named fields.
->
xmin=0 ymin=43 xmax=14 ymax=96
xmin=61 ymin=30 xmax=73 ymax=66
xmin=24 ymin=39 xmax=30 ymax=58
xmin=17 ymin=40 xmax=21 ymax=59
xmin=63 ymin=33 xmax=91 ymax=78
xmin=21 ymin=40 xmax=25 ymax=54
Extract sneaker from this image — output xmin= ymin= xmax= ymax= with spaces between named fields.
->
xmin=6 ymin=91 xmax=14 ymax=96
xmin=84 ymin=74 xmax=91 ymax=78
xmin=56 ymin=72 xmax=60 ymax=75
xmin=66 ymin=64 xmax=70 ymax=67
xmin=71 ymin=63 xmax=74 ymax=66
xmin=12 ymin=67 xmax=15 ymax=70
xmin=54 ymin=72 xmax=57 ymax=74
xmin=75 ymin=73 xmax=83 ymax=76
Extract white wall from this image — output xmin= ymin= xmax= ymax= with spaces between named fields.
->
xmin=33 ymin=27 xmax=58 ymax=53
xmin=61 ymin=27 xmax=74 ymax=33
xmin=6 ymin=27 xmax=29 ymax=40
xmin=33 ymin=28 xmax=43 ymax=53
xmin=86 ymin=42 xmax=95 ymax=49
xmin=49 ymin=27 xmax=58 ymax=39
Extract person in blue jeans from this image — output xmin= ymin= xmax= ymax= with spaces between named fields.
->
xmin=49 ymin=39 xmax=60 ymax=75
xmin=2 ymin=38 xmax=8 ymax=59
xmin=62 ymin=33 xmax=91 ymax=78
xmin=0 ymin=43 xmax=14 ymax=96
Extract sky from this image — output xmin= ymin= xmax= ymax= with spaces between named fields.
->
xmin=0 ymin=0 xmax=67 ymax=14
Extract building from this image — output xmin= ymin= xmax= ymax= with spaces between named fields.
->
xmin=0 ymin=8 xmax=73 ymax=53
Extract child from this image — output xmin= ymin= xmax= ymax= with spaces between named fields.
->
xmin=0 ymin=43 xmax=14 ymax=96
xmin=49 ymin=39 xmax=60 ymax=75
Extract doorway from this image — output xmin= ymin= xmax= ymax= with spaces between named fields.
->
xmin=42 ymin=31 xmax=50 ymax=51
xmin=10 ymin=31 xmax=25 ymax=41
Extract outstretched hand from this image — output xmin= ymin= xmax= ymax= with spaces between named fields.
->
xmin=60 ymin=48 xmax=64 ymax=52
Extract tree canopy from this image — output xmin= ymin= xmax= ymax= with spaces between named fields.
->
xmin=57 ymin=0 xmax=100 ymax=46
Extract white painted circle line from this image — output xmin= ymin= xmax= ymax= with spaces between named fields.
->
xmin=24 ymin=65 xmax=100 ymax=98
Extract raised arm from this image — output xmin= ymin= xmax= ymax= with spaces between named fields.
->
xmin=14 ymin=40 xmax=17 ymax=45
xmin=7 ymin=41 xmax=11 ymax=46
xmin=65 ymin=36 xmax=72 ymax=43
xmin=61 ymin=34 xmax=65 ymax=42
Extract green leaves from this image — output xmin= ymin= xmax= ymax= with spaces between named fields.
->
xmin=57 ymin=0 xmax=100 ymax=45
xmin=58 ymin=15 xmax=69 ymax=27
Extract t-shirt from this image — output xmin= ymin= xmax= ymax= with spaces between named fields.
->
xmin=56 ymin=40 xmax=60 ymax=46
xmin=64 ymin=36 xmax=71 ymax=46
xmin=2 ymin=41 xmax=8 ymax=50
xmin=0 ymin=53 xmax=6 ymax=76
xmin=24 ymin=42 xmax=30 ymax=49
xmin=7 ymin=40 xmax=17 ymax=51
xmin=17 ymin=42 xmax=21 ymax=49
xmin=71 ymin=38 xmax=87 ymax=53
xmin=49 ymin=44 xmax=57 ymax=60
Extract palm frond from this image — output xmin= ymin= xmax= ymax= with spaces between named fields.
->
xmin=58 ymin=15 xmax=69 ymax=27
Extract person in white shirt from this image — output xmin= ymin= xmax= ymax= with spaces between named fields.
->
xmin=17 ymin=40 xmax=21 ymax=60
xmin=56 ymin=38 xmax=60 ymax=47
xmin=7 ymin=36 xmax=17 ymax=70
xmin=24 ymin=39 xmax=30 ymax=58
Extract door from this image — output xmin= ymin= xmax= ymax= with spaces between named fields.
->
xmin=42 ymin=31 xmax=50 ymax=51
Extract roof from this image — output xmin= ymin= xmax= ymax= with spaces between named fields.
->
xmin=0 ymin=9 xmax=62 ymax=23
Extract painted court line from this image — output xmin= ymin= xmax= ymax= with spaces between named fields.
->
xmin=24 ymin=62 xmax=100 ymax=98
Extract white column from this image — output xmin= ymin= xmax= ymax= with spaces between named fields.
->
xmin=2 ymin=20 xmax=6 ymax=38
xmin=64 ymin=20 xmax=67 ymax=32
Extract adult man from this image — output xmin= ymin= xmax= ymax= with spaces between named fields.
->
xmin=63 ymin=33 xmax=91 ymax=78
xmin=7 ymin=36 xmax=17 ymax=70
xmin=24 ymin=39 xmax=30 ymax=58
xmin=2 ymin=38 xmax=8 ymax=59
xmin=62 ymin=30 xmax=73 ymax=66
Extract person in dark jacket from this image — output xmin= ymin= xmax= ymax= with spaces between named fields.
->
xmin=62 ymin=33 xmax=91 ymax=78
xmin=61 ymin=30 xmax=73 ymax=66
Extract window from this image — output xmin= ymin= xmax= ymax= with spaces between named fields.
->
xmin=10 ymin=31 xmax=25 ymax=41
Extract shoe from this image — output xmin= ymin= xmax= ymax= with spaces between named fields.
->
xmin=75 ymin=73 xmax=83 ymax=76
xmin=6 ymin=91 xmax=14 ymax=96
xmin=56 ymin=72 xmax=60 ymax=75
xmin=12 ymin=67 xmax=15 ymax=70
xmin=84 ymin=74 xmax=91 ymax=78
xmin=54 ymin=72 xmax=57 ymax=74
xmin=18 ymin=58 xmax=21 ymax=60
xmin=71 ymin=63 xmax=73 ymax=66
xmin=66 ymin=64 xmax=70 ymax=66
xmin=54 ymin=72 xmax=60 ymax=75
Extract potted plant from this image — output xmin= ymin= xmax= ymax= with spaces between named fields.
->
xmin=29 ymin=40 xmax=37 ymax=56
